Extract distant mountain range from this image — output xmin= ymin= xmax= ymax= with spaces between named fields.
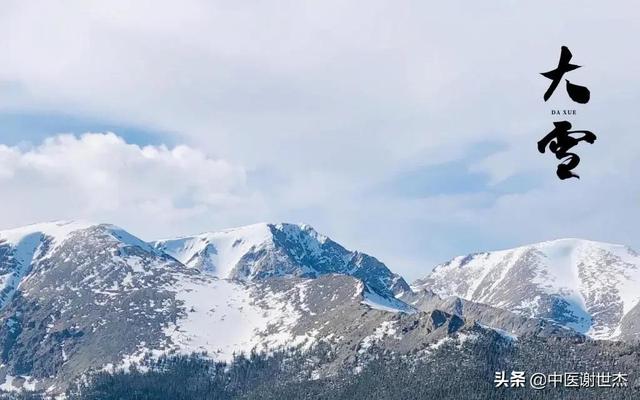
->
xmin=0 ymin=221 xmax=638 ymax=395
xmin=413 ymin=238 xmax=640 ymax=341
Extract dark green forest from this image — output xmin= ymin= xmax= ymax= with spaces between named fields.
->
xmin=2 ymin=334 xmax=639 ymax=400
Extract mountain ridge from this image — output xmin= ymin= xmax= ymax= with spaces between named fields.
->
xmin=152 ymin=222 xmax=411 ymax=298
xmin=0 ymin=220 xmax=638 ymax=394
xmin=413 ymin=237 xmax=640 ymax=340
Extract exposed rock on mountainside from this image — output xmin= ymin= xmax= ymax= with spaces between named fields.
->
xmin=153 ymin=223 xmax=411 ymax=298
xmin=0 ymin=222 xmax=453 ymax=393
xmin=413 ymin=238 xmax=640 ymax=340
xmin=0 ymin=222 xmax=637 ymax=395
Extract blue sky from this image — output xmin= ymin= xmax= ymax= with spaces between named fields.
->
xmin=0 ymin=1 xmax=639 ymax=280
xmin=0 ymin=111 xmax=173 ymax=147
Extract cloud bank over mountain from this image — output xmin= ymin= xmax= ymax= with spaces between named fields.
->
xmin=0 ymin=133 xmax=267 ymax=239
xmin=0 ymin=1 xmax=639 ymax=278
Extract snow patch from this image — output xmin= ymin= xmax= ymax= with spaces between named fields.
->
xmin=0 ymin=374 xmax=38 ymax=392
xmin=160 ymin=276 xmax=305 ymax=362
xmin=361 ymin=289 xmax=414 ymax=314
xmin=154 ymin=223 xmax=273 ymax=277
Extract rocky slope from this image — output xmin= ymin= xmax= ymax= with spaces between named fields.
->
xmin=398 ymin=288 xmax=578 ymax=339
xmin=153 ymin=223 xmax=411 ymax=298
xmin=413 ymin=238 xmax=640 ymax=340
xmin=0 ymin=222 xmax=635 ymax=395
xmin=0 ymin=221 xmax=453 ymax=394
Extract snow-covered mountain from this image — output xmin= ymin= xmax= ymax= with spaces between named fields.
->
xmin=0 ymin=222 xmax=637 ymax=394
xmin=153 ymin=223 xmax=411 ymax=298
xmin=413 ymin=238 xmax=640 ymax=340
xmin=0 ymin=221 xmax=442 ymax=393
xmin=0 ymin=221 xmax=159 ymax=309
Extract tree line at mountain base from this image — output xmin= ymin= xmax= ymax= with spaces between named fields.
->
xmin=1 ymin=333 xmax=640 ymax=399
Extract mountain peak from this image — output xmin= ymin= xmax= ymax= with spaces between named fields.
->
xmin=414 ymin=238 xmax=640 ymax=340
xmin=153 ymin=222 xmax=409 ymax=298
xmin=522 ymin=237 xmax=629 ymax=251
xmin=430 ymin=238 xmax=633 ymax=273
xmin=0 ymin=220 xmax=94 ymax=244
xmin=153 ymin=222 xmax=328 ymax=277
xmin=0 ymin=220 xmax=159 ymax=263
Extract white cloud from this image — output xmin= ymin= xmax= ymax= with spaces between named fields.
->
xmin=0 ymin=133 xmax=268 ymax=238
xmin=0 ymin=1 xmax=639 ymax=279
xmin=3 ymin=0 xmax=636 ymax=174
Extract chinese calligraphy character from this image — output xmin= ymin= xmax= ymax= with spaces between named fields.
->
xmin=611 ymin=373 xmax=629 ymax=388
xmin=537 ymin=121 xmax=597 ymax=180
xmin=547 ymin=372 xmax=563 ymax=388
xmin=581 ymin=372 xmax=596 ymax=388
xmin=596 ymin=372 xmax=612 ymax=387
xmin=510 ymin=371 xmax=526 ymax=388
xmin=564 ymin=372 xmax=580 ymax=388
xmin=494 ymin=371 xmax=509 ymax=388
xmin=541 ymin=46 xmax=591 ymax=104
